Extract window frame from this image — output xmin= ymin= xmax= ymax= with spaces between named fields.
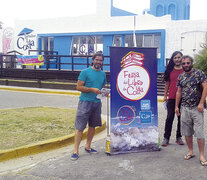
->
xmin=71 ymin=36 xmax=103 ymax=55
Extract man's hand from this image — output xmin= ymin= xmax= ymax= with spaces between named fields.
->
xmin=175 ymin=107 xmax=180 ymax=116
xmin=198 ymin=103 xmax=204 ymax=113
xmin=77 ymin=80 xmax=101 ymax=94
xmin=198 ymin=81 xmax=207 ymax=113
xmin=105 ymin=92 xmax=110 ymax=97
xmin=91 ymin=88 xmax=101 ymax=94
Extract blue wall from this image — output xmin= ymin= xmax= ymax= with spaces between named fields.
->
xmin=102 ymin=35 xmax=113 ymax=71
xmin=110 ymin=0 xmax=136 ymax=17
xmin=149 ymin=0 xmax=190 ymax=20
xmin=54 ymin=36 xmax=72 ymax=69
xmin=54 ymin=36 xmax=72 ymax=55
xmin=111 ymin=7 xmax=136 ymax=17
xmin=38 ymin=29 xmax=166 ymax=73
xmin=159 ymin=30 xmax=165 ymax=72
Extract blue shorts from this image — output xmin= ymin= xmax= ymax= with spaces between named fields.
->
xmin=75 ymin=101 xmax=102 ymax=131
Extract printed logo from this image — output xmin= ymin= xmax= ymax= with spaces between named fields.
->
xmin=117 ymin=51 xmax=150 ymax=101
xmin=117 ymin=65 xmax=150 ymax=101
xmin=17 ymin=28 xmax=35 ymax=51
xmin=117 ymin=105 xmax=135 ymax=125
xmin=140 ymin=111 xmax=152 ymax=123
xmin=141 ymin=100 xmax=151 ymax=110
xmin=121 ymin=51 xmax=144 ymax=68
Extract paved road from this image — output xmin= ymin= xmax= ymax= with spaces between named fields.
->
xmin=0 ymin=89 xmax=108 ymax=115
xmin=0 ymin=88 xmax=207 ymax=180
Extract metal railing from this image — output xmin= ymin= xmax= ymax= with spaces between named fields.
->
xmin=0 ymin=54 xmax=110 ymax=81
xmin=0 ymin=54 xmax=110 ymax=71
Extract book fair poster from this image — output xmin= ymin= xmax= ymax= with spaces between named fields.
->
xmin=17 ymin=55 xmax=44 ymax=66
xmin=109 ymin=47 xmax=159 ymax=154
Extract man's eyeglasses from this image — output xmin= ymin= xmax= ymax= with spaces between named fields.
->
xmin=94 ymin=59 xmax=103 ymax=62
xmin=182 ymin=62 xmax=191 ymax=65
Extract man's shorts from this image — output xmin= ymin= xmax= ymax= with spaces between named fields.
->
xmin=75 ymin=101 xmax=102 ymax=131
xmin=181 ymin=106 xmax=204 ymax=139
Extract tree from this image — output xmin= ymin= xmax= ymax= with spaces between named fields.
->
xmin=194 ymin=32 xmax=207 ymax=75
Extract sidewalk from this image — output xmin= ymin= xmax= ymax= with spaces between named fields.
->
xmin=1 ymin=129 xmax=207 ymax=179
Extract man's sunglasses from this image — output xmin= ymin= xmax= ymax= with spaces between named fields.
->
xmin=182 ymin=62 xmax=191 ymax=65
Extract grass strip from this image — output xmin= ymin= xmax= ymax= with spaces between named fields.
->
xmin=0 ymin=107 xmax=76 ymax=150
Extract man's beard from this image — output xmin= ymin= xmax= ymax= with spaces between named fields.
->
xmin=183 ymin=66 xmax=193 ymax=72
xmin=94 ymin=63 xmax=102 ymax=70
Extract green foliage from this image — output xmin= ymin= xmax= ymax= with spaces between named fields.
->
xmin=194 ymin=32 xmax=207 ymax=75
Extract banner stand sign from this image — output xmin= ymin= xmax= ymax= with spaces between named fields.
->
xmin=106 ymin=47 xmax=160 ymax=155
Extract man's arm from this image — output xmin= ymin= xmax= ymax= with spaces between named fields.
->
xmin=198 ymin=81 xmax=207 ymax=112
xmin=76 ymin=80 xmax=101 ymax=94
xmin=175 ymin=87 xmax=182 ymax=116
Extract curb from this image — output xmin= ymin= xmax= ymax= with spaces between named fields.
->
xmin=0 ymin=120 xmax=106 ymax=162
xmin=0 ymin=86 xmax=81 ymax=96
xmin=157 ymin=98 xmax=163 ymax=102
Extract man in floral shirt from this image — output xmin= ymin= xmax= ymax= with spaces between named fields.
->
xmin=175 ymin=55 xmax=207 ymax=166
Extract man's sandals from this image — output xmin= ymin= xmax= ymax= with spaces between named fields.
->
xmin=184 ymin=154 xmax=207 ymax=166
xmin=200 ymin=160 xmax=207 ymax=166
xmin=184 ymin=154 xmax=195 ymax=160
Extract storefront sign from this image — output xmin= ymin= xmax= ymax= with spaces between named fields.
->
xmin=16 ymin=28 xmax=36 ymax=51
xmin=17 ymin=36 xmax=35 ymax=50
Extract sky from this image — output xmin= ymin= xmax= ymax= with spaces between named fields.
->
xmin=0 ymin=0 xmax=207 ymax=28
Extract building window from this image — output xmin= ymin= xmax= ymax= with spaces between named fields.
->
xmin=168 ymin=3 xmax=176 ymax=20
xmin=96 ymin=36 xmax=103 ymax=53
xmin=41 ymin=37 xmax=54 ymax=54
xmin=125 ymin=35 xmax=134 ymax=47
xmin=136 ymin=34 xmax=143 ymax=47
xmin=156 ymin=4 xmax=164 ymax=17
xmin=72 ymin=36 xmax=103 ymax=55
xmin=113 ymin=35 xmax=122 ymax=47
xmin=143 ymin=35 xmax=153 ymax=47
xmin=154 ymin=34 xmax=161 ymax=54
xmin=124 ymin=34 xmax=161 ymax=57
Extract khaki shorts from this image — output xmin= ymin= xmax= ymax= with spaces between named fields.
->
xmin=181 ymin=106 xmax=204 ymax=139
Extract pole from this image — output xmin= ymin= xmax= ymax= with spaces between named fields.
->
xmin=105 ymin=84 xmax=111 ymax=154
xmin=107 ymin=95 xmax=109 ymax=136
xmin=133 ymin=16 xmax=137 ymax=47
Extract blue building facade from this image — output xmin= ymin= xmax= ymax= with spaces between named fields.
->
xmin=38 ymin=29 xmax=166 ymax=72
xmin=149 ymin=0 xmax=190 ymax=20
xmin=34 ymin=0 xmax=192 ymax=73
